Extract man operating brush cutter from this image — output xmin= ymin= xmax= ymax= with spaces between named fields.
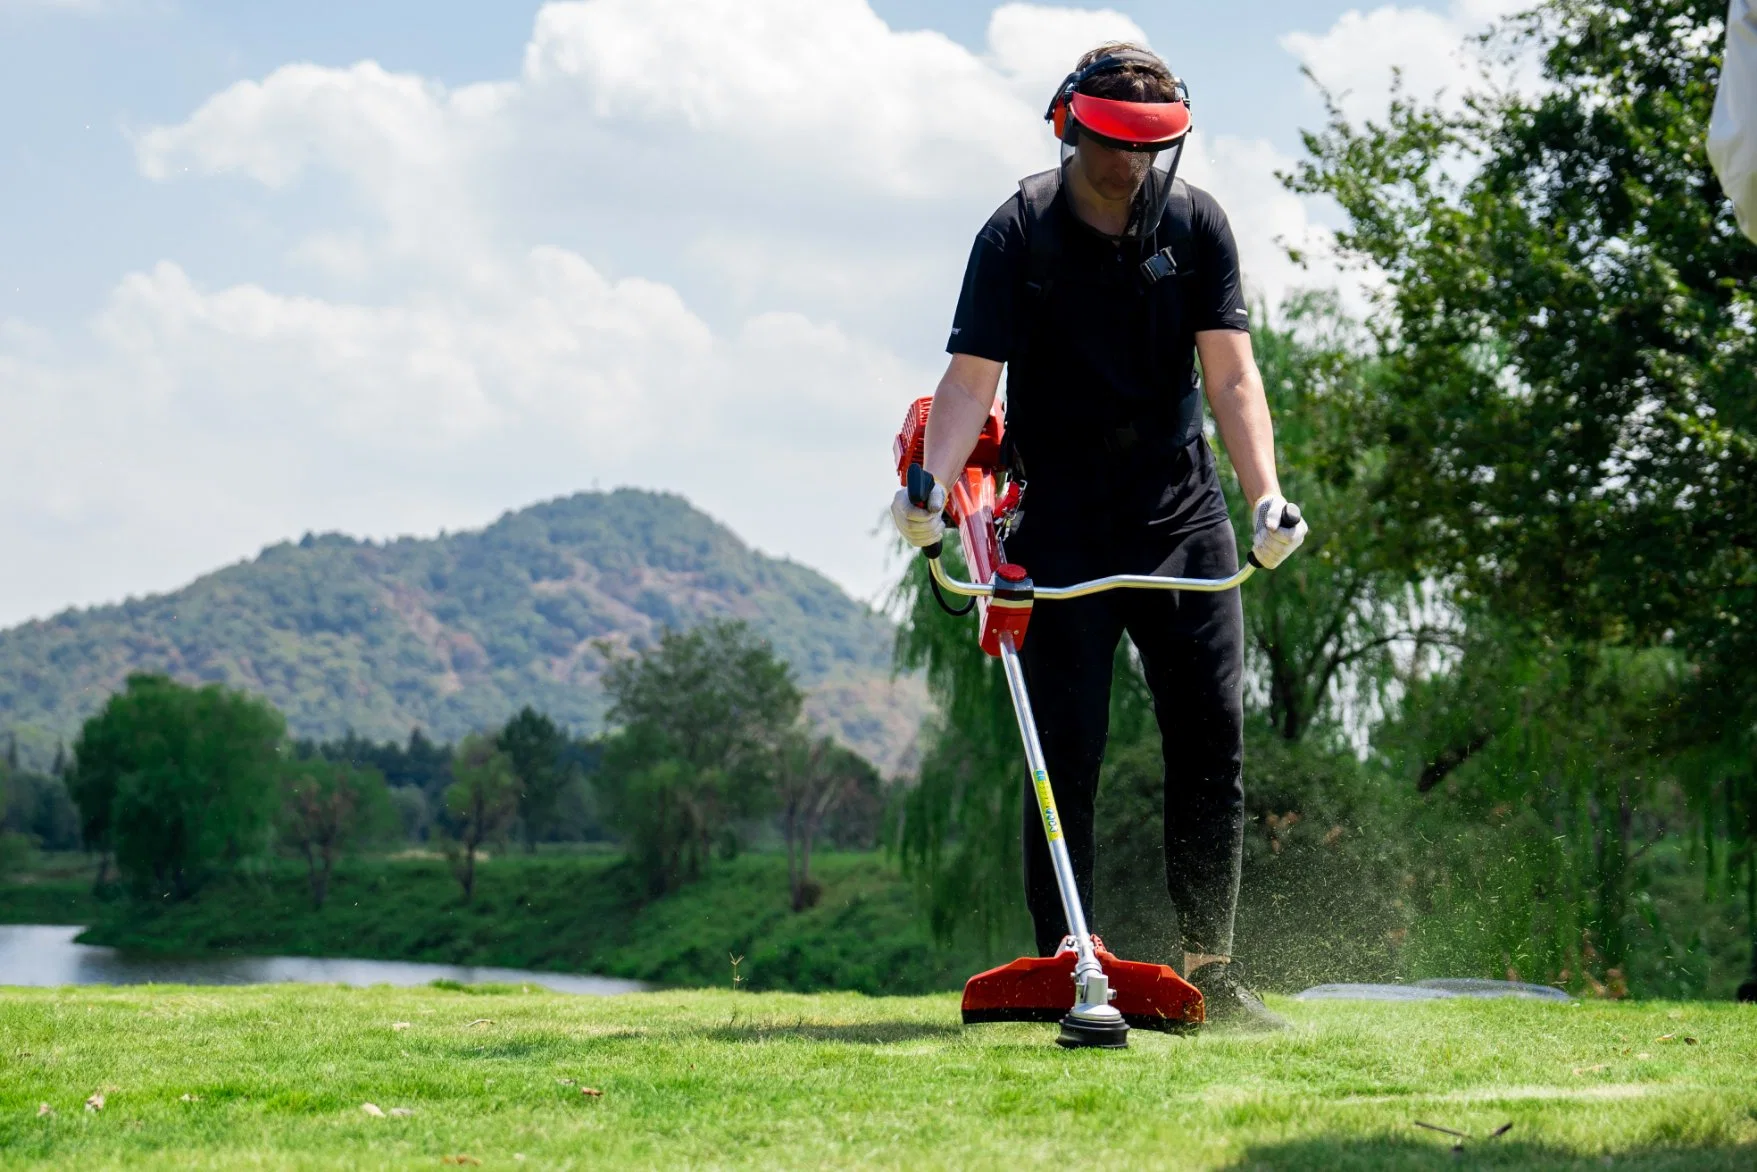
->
xmin=890 ymin=43 xmax=1307 ymax=1040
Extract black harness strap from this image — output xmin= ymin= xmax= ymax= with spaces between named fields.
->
xmin=1142 ymin=174 xmax=1199 ymax=447
xmin=1018 ymin=168 xmax=1064 ymax=304
xmin=1141 ymin=175 xmax=1196 ymax=283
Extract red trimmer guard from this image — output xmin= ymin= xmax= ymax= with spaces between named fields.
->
xmin=962 ymin=946 xmax=1203 ymax=1033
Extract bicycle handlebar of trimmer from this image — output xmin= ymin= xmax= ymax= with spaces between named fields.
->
xmin=906 ymin=463 xmax=1297 ymax=599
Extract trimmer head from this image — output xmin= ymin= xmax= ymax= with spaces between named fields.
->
xmin=962 ymin=944 xmax=1204 ymax=1034
xmin=1056 ymin=1012 xmax=1131 ymax=1049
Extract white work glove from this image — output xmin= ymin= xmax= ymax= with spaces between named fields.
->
xmin=891 ymin=481 xmax=947 ymax=549
xmin=1251 ymin=495 xmax=1309 ymax=570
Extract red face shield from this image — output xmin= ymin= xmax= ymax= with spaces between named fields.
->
xmin=1062 ymin=91 xmax=1191 ymax=151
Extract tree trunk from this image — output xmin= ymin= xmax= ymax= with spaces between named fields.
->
xmin=315 ymin=838 xmax=335 ymax=911
xmin=1609 ymin=782 xmax=1633 ymax=978
xmin=1585 ymin=780 xmax=1633 ymax=988
xmin=791 ymin=787 xmax=833 ymax=912
xmin=793 ymin=825 xmax=818 ymax=912
xmin=303 ymin=842 xmax=323 ymax=910
xmin=458 ymin=794 xmax=481 ymax=902
xmin=783 ymin=802 xmax=802 ymax=910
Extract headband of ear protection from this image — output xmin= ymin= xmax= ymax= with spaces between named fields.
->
xmin=1044 ymin=48 xmax=1192 ymax=150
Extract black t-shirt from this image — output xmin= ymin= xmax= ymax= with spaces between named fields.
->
xmin=946 ymin=178 xmax=1247 ymax=570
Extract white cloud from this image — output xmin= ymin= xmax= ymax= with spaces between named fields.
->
xmin=5 ymin=0 xmax=1353 ymax=627
xmin=983 ymin=3 xmax=1148 ymax=94
xmin=1281 ymin=0 xmax=1541 ymax=125
xmin=0 ymin=246 xmax=921 ymax=624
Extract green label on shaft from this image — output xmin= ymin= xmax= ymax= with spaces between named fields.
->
xmin=1033 ymin=769 xmax=1062 ymax=842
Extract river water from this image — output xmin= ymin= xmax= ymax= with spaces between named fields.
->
xmin=0 ymin=925 xmax=644 ymax=995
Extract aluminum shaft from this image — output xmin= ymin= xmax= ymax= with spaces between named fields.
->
xmin=926 ymin=547 xmax=1250 ymax=1031
xmin=997 ymin=633 xmax=1108 ymax=998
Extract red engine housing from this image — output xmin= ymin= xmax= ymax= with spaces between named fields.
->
xmin=894 ymin=395 xmax=1031 ymax=657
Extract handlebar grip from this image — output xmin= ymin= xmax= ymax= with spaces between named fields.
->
xmin=905 ymin=463 xmax=943 ymax=561
xmin=907 ymin=464 xmax=935 ymax=509
xmin=1247 ymin=502 xmax=1305 ymax=570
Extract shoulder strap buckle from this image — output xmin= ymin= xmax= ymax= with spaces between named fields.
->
xmin=1139 ymin=247 xmax=1178 ymax=283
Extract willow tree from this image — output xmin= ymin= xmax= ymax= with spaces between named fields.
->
xmin=1291 ymin=0 xmax=1756 ymax=995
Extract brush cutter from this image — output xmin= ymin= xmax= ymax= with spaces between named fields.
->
xmin=894 ymin=396 xmax=1297 ymax=1049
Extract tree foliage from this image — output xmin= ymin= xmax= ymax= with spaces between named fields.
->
xmin=0 ymin=754 xmax=26 ymax=877
xmin=1290 ymin=0 xmax=1757 ymax=992
xmin=0 ymin=749 xmax=79 ymax=853
xmin=597 ymin=621 xmax=802 ymax=895
xmin=1378 ymin=628 xmax=1685 ymax=987
xmin=443 ymin=734 xmax=520 ymax=902
xmin=1293 ymin=0 xmax=1753 ymax=639
xmin=774 ymin=733 xmax=880 ymax=911
xmin=497 ymin=706 xmax=574 ymax=850
xmin=892 ymin=538 xmax=1031 ymax=948
xmin=1224 ymin=294 xmax=1455 ymax=743
xmin=69 ymin=675 xmax=284 ymax=898
xmin=278 ymin=757 xmax=392 ymax=909
xmin=316 ymin=728 xmax=454 ymax=799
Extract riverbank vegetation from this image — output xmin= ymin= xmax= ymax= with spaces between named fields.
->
xmin=5 ymin=984 xmax=1756 ymax=1169
xmin=8 ymin=851 xmax=991 ymax=995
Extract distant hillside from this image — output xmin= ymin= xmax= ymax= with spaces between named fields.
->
xmin=0 ymin=491 xmax=923 ymax=774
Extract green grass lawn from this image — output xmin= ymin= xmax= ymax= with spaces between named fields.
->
xmin=3 ymin=986 xmax=1753 ymax=1170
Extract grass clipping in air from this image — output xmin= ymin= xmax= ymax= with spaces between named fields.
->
xmin=3 ymin=986 xmax=1755 ymax=1169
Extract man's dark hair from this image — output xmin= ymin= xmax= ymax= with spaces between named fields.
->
xmin=1073 ymin=42 xmax=1176 ymax=103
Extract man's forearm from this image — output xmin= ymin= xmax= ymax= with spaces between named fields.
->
xmin=923 ymin=357 xmax=1002 ymax=489
xmin=1206 ymin=365 xmax=1280 ymax=507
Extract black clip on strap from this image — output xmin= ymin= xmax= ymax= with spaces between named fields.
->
xmin=1140 ymin=247 xmax=1178 ymax=284
xmin=907 ymin=464 xmax=975 ymax=617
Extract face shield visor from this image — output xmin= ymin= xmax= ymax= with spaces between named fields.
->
xmin=1050 ymin=82 xmax=1193 ymax=237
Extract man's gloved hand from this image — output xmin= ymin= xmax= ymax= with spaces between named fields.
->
xmin=1252 ymin=495 xmax=1309 ymax=569
xmin=891 ymin=481 xmax=947 ymax=549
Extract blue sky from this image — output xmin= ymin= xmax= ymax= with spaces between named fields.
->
xmin=0 ymin=0 xmax=1521 ymax=626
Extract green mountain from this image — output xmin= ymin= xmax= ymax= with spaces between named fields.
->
xmin=0 ymin=490 xmax=923 ymax=773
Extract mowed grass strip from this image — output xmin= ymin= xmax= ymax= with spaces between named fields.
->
xmin=2 ymin=986 xmax=1754 ymax=1170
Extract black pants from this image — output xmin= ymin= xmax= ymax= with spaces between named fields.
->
xmin=1015 ymin=517 xmax=1245 ymax=959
